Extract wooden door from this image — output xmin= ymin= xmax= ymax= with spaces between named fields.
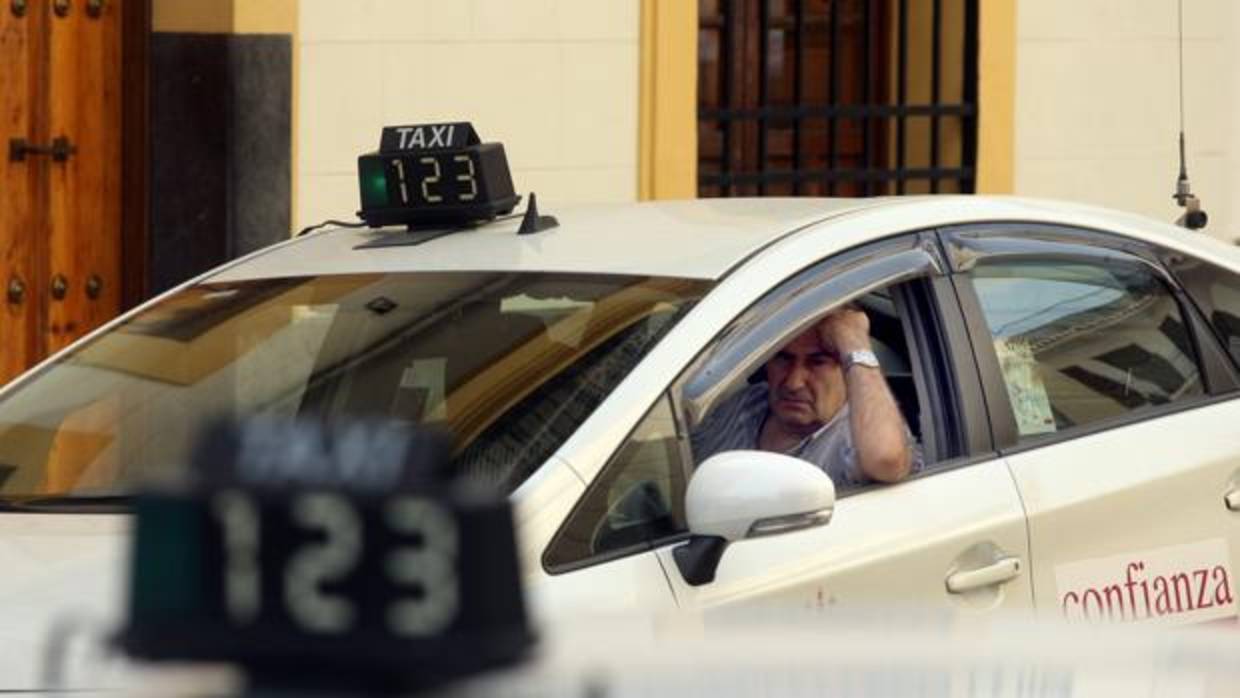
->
xmin=47 ymin=0 xmax=123 ymax=354
xmin=0 ymin=0 xmax=127 ymax=382
xmin=0 ymin=0 xmax=42 ymax=380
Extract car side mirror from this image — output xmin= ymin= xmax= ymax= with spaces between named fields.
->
xmin=673 ymin=450 xmax=835 ymax=587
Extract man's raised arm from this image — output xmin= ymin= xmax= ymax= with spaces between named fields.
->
xmin=817 ymin=309 xmax=913 ymax=483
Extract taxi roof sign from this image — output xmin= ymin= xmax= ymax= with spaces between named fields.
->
xmin=358 ymin=121 xmax=519 ymax=230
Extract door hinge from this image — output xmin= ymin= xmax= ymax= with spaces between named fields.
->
xmin=9 ymin=137 xmax=77 ymax=163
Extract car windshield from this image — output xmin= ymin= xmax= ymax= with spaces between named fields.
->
xmin=0 ymin=272 xmax=711 ymax=499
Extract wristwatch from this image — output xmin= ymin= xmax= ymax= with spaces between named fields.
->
xmin=842 ymin=349 xmax=881 ymax=373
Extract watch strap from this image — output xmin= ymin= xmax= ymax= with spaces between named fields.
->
xmin=842 ymin=349 xmax=880 ymax=373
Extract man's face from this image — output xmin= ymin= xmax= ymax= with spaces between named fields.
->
xmin=764 ymin=329 xmax=847 ymax=436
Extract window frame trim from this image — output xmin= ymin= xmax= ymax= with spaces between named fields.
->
xmin=1159 ymin=249 xmax=1240 ymax=387
xmin=941 ymin=223 xmax=1224 ymax=453
xmin=1175 ymin=287 xmax=1240 ymax=395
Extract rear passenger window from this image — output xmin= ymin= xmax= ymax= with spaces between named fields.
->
xmin=969 ymin=260 xmax=1204 ymax=437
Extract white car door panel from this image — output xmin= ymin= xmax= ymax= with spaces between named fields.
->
xmin=1005 ymin=401 xmax=1240 ymax=625
xmin=526 ymin=550 xmax=679 ymax=625
xmin=656 ymin=458 xmax=1032 ymax=615
xmin=638 ymin=232 xmax=1032 ymax=618
xmin=0 ymin=514 xmax=127 ymax=690
xmin=943 ymin=223 xmax=1240 ymax=626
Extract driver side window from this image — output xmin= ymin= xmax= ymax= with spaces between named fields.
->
xmin=543 ymin=395 xmax=688 ymax=570
xmin=686 ymin=282 xmax=927 ymax=493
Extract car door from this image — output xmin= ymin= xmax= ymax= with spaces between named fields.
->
xmin=651 ymin=233 xmax=1033 ymax=616
xmin=945 ymin=224 xmax=1240 ymax=626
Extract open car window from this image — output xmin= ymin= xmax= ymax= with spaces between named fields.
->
xmin=686 ymin=282 xmax=926 ymax=495
xmin=0 ymin=272 xmax=711 ymax=499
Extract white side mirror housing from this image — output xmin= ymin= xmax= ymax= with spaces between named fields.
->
xmin=685 ymin=450 xmax=836 ymax=542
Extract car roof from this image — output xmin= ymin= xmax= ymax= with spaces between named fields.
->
xmin=210 ymin=196 xmax=1240 ymax=284
xmin=211 ymin=198 xmax=880 ymax=282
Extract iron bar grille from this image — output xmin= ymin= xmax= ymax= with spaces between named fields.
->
xmin=699 ymin=0 xmax=979 ymax=197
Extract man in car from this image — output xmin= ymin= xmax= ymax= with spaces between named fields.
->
xmin=691 ymin=307 xmax=921 ymax=487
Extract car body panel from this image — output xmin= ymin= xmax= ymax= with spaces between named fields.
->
xmin=524 ymin=550 xmax=679 ymax=627
xmin=656 ymin=457 xmax=1032 ymax=615
xmin=1005 ymin=400 xmax=1240 ymax=625
xmin=0 ymin=514 xmax=127 ymax=688
xmin=511 ymin=455 xmax=585 ymax=573
xmin=211 ymin=199 xmax=877 ymax=282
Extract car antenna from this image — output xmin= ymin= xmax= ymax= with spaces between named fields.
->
xmin=517 ymin=192 xmax=558 ymax=235
xmin=1172 ymin=0 xmax=1207 ymax=231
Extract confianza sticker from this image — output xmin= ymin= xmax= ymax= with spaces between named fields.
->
xmin=1054 ymin=539 xmax=1236 ymax=624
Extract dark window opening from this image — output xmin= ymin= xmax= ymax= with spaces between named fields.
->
xmin=1159 ymin=316 xmax=1193 ymax=360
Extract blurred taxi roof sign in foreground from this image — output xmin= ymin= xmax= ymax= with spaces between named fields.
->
xmin=116 ymin=417 xmax=533 ymax=694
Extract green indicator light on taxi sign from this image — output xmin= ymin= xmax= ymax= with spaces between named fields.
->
xmin=358 ymin=157 xmax=390 ymax=207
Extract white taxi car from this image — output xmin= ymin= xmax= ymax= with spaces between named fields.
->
xmin=2 ymin=193 xmax=1240 ymax=689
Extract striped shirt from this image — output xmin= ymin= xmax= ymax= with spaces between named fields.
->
xmin=690 ymin=382 xmax=922 ymax=488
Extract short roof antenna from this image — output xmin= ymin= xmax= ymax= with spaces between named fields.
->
xmin=517 ymin=192 xmax=559 ymax=235
xmin=1173 ymin=0 xmax=1207 ymax=230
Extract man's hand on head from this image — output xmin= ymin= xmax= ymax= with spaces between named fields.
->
xmin=816 ymin=306 xmax=871 ymax=355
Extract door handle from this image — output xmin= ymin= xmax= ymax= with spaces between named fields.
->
xmin=1226 ymin=489 xmax=1240 ymax=512
xmin=946 ymin=556 xmax=1022 ymax=594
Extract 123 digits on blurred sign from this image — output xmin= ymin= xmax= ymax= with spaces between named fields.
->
xmin=210 ymin=490 xmax=460 ymax=636
xmin=120 ymin=419 xmax=530 ymax=681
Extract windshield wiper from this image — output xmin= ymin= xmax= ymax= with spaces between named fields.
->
xmin=0 ymin=494 xmax=130 ymax=513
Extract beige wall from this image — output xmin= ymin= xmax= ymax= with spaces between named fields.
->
xmin=296 ymin=0 xmax=641 ymax=229
xmin=1013 ymin=0 xmax=1237 ymax=242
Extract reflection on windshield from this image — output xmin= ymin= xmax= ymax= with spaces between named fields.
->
xmin=0 ymin=272 xmax=710 ymax=498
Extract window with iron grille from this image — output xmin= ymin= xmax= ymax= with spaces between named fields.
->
xmin=699 ymin=0 xmax=979 ymax=197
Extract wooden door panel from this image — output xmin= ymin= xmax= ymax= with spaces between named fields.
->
xmin=0 ymin=3 xmax=43 ymax=383
xmin=47 ymin=0 xmax=123 ymax=353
